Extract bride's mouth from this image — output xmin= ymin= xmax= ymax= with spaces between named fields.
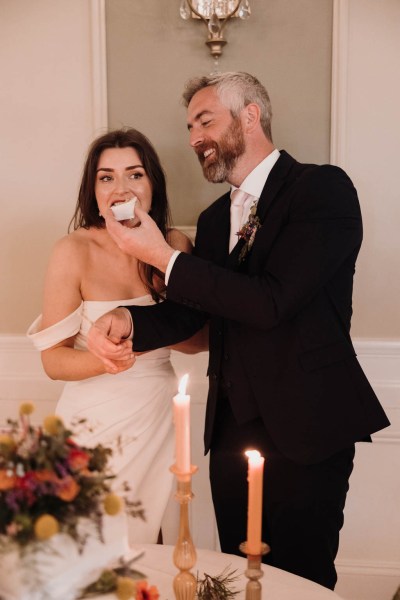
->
xmin=110 ymin=196 xmax=136 ymax=207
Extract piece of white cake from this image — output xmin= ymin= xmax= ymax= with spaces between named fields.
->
xmin=111 ymin=197 xmax=137 ymax=221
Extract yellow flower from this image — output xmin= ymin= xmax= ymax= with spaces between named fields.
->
xmin=0 ymin=434 xmax=15 ymax=452
xmin=103 ymin=493 xmax=123 ymax=515
xmin=43 ymin=415 xmax=64 ymax=435
xmin=19 ymin=402 xmax=35 ymax=416
xmin=34 ymin=514 xmax=60 ymax=540
xmin=116 ymin=577 xmax=136 ymax=600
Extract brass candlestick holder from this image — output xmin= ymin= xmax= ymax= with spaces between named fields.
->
xmin=239 ymin=541 xmax=270 ymax=600
xmin=170 ymin=464 xmax=198 ymax=600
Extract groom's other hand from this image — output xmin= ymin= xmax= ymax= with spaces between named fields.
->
xmin=87 ymin=308 xmax=135 ymax=373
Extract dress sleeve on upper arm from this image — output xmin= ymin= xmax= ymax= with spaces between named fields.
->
xmin=26 ymin=303 xmax=83 ymax=351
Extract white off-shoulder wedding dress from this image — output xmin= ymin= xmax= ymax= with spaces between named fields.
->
xmin=27 ymin=295 xmax=177 ymax=545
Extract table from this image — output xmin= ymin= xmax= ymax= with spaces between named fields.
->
xmin=95 ymin=544 xmax=345 ymax=600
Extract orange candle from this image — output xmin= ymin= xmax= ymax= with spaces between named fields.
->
xmin=245 ymin=449 xmax=265 ymax=555
xmin=173 ymin=374 xmax=191 ymax=473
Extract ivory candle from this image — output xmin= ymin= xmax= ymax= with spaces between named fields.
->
xmin=245 ymin=449 xmax=265 ymax=555
xmin=173 ymin=374 xmax=191 ymax=473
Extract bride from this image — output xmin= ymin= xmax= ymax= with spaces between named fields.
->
xmin=27 ymin=128 xmax=206 ymax=544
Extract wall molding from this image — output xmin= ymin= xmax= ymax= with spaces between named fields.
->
xmin=330 ymin=0 xmax=349 ymax=168
xmin=1 ymin=336 xmax=398 ymax=421
xmin=90 ymin=0 xmax=108 ymax=135
xmin=336 ymin=557 xmax=400 ymax=578
xmin=335 ymin=558 xmax=400 ymax=600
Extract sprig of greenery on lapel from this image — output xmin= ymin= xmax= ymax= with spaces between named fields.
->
xmin=237 ymin=200 xmax=261 ymax=263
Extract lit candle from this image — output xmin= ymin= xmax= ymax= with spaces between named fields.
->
xmin=173 ymin=374 xmax=191 ymax=473
xmin=245 ymin=449 xmax=265 ymax=555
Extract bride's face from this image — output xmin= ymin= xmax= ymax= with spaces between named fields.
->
xmin=95 ymin=146 xmax=153 ymax=226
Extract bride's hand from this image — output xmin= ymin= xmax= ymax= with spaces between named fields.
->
xmin=87 ymin=308 xmax=135 ymax=372
xmin=102 ymin=355 xmax=136 ymax=375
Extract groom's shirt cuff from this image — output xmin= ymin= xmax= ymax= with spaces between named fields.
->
xmin=165 ymin=250 xmax=181 ymax=285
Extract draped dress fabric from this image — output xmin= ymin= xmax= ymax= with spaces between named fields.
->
xmin=27 ymin=296 xmax=177 ymax=545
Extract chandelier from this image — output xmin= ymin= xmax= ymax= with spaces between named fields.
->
xmin=179 ymin=0 xmax=251 ymax=61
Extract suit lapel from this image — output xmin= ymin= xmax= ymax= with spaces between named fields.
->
xmin=256 ymin=150 xmax=296 ymax=224
xmin=225 ymin=152 xmax=297 ymax=269
xmin=205 ymin=152 xmax=297 ymax=270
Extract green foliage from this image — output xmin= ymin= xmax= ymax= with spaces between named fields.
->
xmin=196 ymin=568 xmax=241 ymax=600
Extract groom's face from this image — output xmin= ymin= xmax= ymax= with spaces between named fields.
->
xmin=186 ymin=86 xmax=245 ymax=184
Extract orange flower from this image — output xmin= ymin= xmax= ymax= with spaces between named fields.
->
xmin=56 ymin=475 xmax=80 ymax=501
xmin=136 ymin=580 xmax=160 ymax=600
xmin=34 ymin=469 xmax=60 ymax=484
xmin=0 ymin=469 xmax=16 ymax=490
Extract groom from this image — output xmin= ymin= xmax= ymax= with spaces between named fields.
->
xmin=88 ymin=72 xmax=390 ymax=589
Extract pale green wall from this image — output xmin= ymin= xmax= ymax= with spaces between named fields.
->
xmin=105 ymin=0 xmax=333 ymax=225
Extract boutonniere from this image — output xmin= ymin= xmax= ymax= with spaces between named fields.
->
xmin=237 ymin=200 xmax=261 ymax=262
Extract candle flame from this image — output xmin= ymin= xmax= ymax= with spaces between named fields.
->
xmin=245 ymin=449 xmax=261 ymax=459
xmin=178 ymin=373 xmax=189 ymax=395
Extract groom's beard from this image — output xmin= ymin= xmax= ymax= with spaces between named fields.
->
xmin=197 ymin=117 xmax=246 ymax=183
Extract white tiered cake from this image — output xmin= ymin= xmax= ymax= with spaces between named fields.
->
xmin=0 ymin=513 xmax=130 ymax=600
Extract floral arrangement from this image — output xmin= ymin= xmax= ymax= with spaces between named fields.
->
xmin=0 ymin=402 xmax=122 ymax=548
xmin=0 ymin=402 xmax=158 ymax=600
xmin=237 ymin=200 xmax=261 ymax=263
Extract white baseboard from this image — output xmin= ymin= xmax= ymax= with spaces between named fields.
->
xmin=353 ymin=339 xmax=400 ymax=445
xmin=335 ymin=558 xmax=400 ymax=600
xmin=2 ymin=335 xmax=397 ymax=418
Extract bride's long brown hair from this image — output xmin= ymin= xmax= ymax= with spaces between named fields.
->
xmin=69 ymin=128 xmax=171 ymax=302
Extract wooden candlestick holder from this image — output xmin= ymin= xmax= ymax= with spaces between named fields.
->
xmin=239 ymin=541 xmax=270 ymax=600
xmin=170 ymin=464 xmax=198 ymax=600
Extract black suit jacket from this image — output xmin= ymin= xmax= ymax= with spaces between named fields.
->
xmin=130 ymin=151 xmax=390 ymax=464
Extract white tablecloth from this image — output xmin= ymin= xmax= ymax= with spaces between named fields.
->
xmin=94 ymin=544 xmax=345 ymax=600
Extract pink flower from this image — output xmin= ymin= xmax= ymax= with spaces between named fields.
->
xmin=6 ymin=522 xmax=20 ymax=536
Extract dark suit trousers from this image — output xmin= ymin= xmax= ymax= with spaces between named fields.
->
xmin=209 ymin=395 xmax=355 ymax=590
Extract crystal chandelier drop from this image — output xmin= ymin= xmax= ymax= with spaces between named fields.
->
xmin=179 ymin=0 xmax=251 ymax=61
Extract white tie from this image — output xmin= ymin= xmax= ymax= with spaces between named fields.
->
xmin=229 ymin=189 xmax=248 ymax=252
